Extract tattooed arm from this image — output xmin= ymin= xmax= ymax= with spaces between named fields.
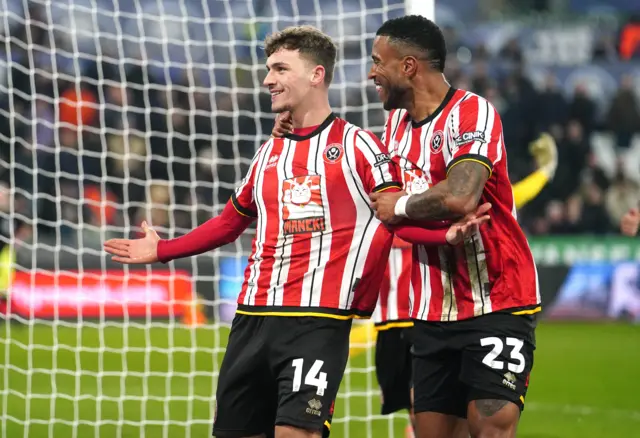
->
xmin=403 ymin=160 xmax=490 ymax=221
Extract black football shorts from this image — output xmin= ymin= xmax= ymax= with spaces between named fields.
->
xmin=212 ymin=313 xmax=351 ymax=437
xmin=412 ymin=312 xmax=536 ymax=419
xmin=375 ymin=326 xmax=413 ymax=414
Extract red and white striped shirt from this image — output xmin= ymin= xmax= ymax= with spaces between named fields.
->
xmin=232 ymin=113 xmax=402 ymax=318
xmin=384 ymin=89 xmax=541 ymax=322
xmin=372 ymin=237 xmax=412 ymax=329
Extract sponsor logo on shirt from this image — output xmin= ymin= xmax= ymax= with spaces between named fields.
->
xmin=453 ymin=130 xmax=486 ymax=146
xmin=282 ymin=175 xmax=325 ymax=235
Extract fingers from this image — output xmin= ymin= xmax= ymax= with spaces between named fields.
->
xmin=103 ymin=240 xmax=130 ymax=252
xmin=475 ymin=202 xmax=491 ymax=216
xmin=369 ymin=193 xmax=380 ymax=202
xmin=111 ymin=256 xmax=134 ymax=264
xmin=629 ymin=208 xmax=639 ymax=216
xmin=104 ymin=246 xmax=130 ymax=257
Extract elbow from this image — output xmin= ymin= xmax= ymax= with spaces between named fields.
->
xmin=448 ymin=195 xmax=479 ymax=216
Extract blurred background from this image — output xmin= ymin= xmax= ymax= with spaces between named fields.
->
xmin=0 ymin=1 xmax=639 ymax=437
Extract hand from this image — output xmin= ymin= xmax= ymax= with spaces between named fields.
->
xmin=271 ymin=111 xmax=293 ymax=138
xmin=445 ymin=202 xmax=492 ymax=245
xmin=529 ymin=132 xmax=558 ymax=179
xmin=621 ymin=208 xmax=640 ymax=237
xmin=369 ymin=191 xmax=406 ymax=225
xmin=103 ymin=221 xmax=161 ymax=264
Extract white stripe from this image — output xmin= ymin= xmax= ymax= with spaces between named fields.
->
xmin=304 ymin=127 xmax=333 ymax=307
xmin=495 ymin=129 xmax=504 ymax=167
xmin=339 ymin=125 xmax=380 ymax=309
xmin=268 ymin=140 xmax=295 ymax=306
xmin=383 ymin=109 xmax=407 ymax=151
xmin=397 ymin=122 xmax=413 ymax=173
xmin=243 ymin=142 xmax=274 ymax=305
xmin=470 ymin=98 xmax=490 ymax=155
xmin=439 ymin=246 xmax=457 ymax=321
xmin=372 ymin=299 xmax=382 ymax=323
xmin=446 ymin=102 xmax=461 ymax=163
xmin=464 ymin=233 xmax=492 ymax=316
xmin=387 ymin=247 xmax=402 ymax=321
xmin=414 ymin=245 xmax=432 ymax=319
xmin=355 ymin=130 xmax=393 ymax=189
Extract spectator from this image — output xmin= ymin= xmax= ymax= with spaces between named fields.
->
xmin=568 ymin=83 xmax=597 ymax=135
xmin=549 ymin=120 xmax=590 ymax=201
xmin=572 ymin=183 xmax=612 ymax=234
xmin=535 ymin=72 xmax=567 ymax=132
xmin=605 ymin=163 xmax=640 ymax=228
xmin=605 ymin=74 xmax=640 ymax=150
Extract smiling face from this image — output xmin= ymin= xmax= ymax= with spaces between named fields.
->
xmin=263 ymin=48 xmax=322 ymax=114
xmin=368 ymin=36 xmax=412 ymax=111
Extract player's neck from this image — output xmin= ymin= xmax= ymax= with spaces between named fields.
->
xmin=406 ymin=74 xmax=452 ymax=123
xmin=290 ymin=98 xmax=332 ymax=129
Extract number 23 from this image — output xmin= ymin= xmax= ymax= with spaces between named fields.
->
xmin=480 ymin=337 xmax=526 ymax=373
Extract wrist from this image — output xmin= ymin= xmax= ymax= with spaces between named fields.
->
xmin=156 ymin=239 xmax=169 ymax=264
xmin=540 ymin=162 xmax=557 ymax=179
xmin=445 ymin=227 xmax=455 ymax=245
xmin=394 ymin=195 xmax=411 ymax=218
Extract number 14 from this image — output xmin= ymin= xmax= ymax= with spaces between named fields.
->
xmin=291 ymin=358 xmax=328 ymax=396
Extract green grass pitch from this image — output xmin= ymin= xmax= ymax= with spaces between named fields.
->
xmin=1 ymin=320 xmax=639 ymax=438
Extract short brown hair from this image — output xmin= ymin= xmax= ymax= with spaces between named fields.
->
xmin=264 ymin=25 xmax=337 ymax=85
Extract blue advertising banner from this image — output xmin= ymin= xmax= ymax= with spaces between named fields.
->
xmin=546 ymin=262 xmax=640 ymax=323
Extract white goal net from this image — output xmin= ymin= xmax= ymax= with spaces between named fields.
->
xmin=0 ymin=0 xmax=417 ymax=437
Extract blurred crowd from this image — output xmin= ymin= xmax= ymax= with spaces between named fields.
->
xmin=0 ymin=2 xmax=639 ymax=249
xmin=443 ymin=60 xmax=640 ymax=236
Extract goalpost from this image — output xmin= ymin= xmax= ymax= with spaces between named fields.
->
xmin=0 ymin=0 xmax=433 ymax=437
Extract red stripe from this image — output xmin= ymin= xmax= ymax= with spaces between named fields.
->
xmin=451 ymin=245 xmax=474 ymax=320
xmin=281 ymin=137 xmax=313 ymax=306
xmin=352 ymin=225 xmax=393 ymax=313
xmin=396 ymin=246 xmax=412 ymax=320
xmin=426 ymin=249 xmax=444 ymax=320
xmin=319 ymin=119 xmax=352 ymax=307
xmin=250 ymin=140 xmax=285 ymax=306
xmin=486 ymin=104 xmax=502 ymax=164
xmin=384 ymin=110 xmax=395 ymax=144
xmin=237 ymin=141 xmax=276 ymax=305
xmin=379 ymin=261 xmax=390 ymax=320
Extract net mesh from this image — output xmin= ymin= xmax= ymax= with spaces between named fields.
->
xmin=0 ymin=0 xmax=411 ymax=437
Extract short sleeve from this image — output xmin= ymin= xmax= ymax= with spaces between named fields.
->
xmin=354 ymin=129 xmax=402 ymax=194
xmin=446 ymin=96 xmax=503 ymax=178
xmin=230 ymin=146 xmax=265 ymax=218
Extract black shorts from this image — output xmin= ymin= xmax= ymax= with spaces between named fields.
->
xmin=375 ymin=326 xmax=413 ymax=414
xmin=412 ymin=312 xmax=536 ymax=419
xmin=212 ymin=313 xmax=352 ymax=437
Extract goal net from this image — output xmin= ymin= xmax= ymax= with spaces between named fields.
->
xmin=0 ymin=0 xmax=417 ymax=437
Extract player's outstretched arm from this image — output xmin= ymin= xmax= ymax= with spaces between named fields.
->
xmin=103 ymin=201 xmax=255 ymax=264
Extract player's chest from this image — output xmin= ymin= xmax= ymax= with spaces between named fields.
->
xmin=254 ymin=140 xmax=355 ymax=210
xmin=389 ymin=125 xmax=449 ymax=194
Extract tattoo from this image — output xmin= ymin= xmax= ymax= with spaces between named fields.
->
xmin=474 ymin=399 xmax=509 ymax=418
xmin=404 ymin=184 xmax=452 ymax=220
xmin=447 ymin=161 xmax=488 ymax=200
xmin=404 ymin=161 xmax=489 ymax=220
